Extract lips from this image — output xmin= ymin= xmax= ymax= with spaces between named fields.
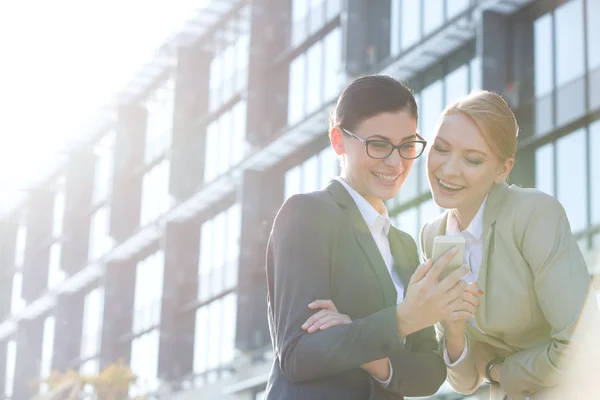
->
xmin=372 ymin=172 xmax=399 ymax=182
xmin=437 ymin=178 xmax=465 ymax=191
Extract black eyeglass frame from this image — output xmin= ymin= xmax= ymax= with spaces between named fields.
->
xmin=341 ymin=128 xmax=428 ymax=160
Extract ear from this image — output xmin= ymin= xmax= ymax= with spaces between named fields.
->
xmin=495 ymin=157 xmax=514 ymax=184
xmin=330 ymin=126 xmax=346 ymax=156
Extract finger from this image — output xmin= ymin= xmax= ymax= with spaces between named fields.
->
xmin=302 ymin=309 xmax=329 ymax=330
xmin=446 ymin=310 xmax=471 ymax=321
xmin=465 ymin=281 xmax=484 ymax=296
xmin=319 ymin=317 xmax=351 ymax=331
xmin=308 ymin=299 xmax=337 ymax=311
xmin=463 ymin=292 xmax=480 ymax=308
xmin=428 ymin=247 xmax=459 ymax=282
xmin=439 ymin=264 xmax=470 ymax=290
xmin=308 ymin=314 xmax=340 ymax=333
xmin=410 ymin=259 xmax=433 ymax=284
xmin=457 ymin=301 xmax=477 ymax=315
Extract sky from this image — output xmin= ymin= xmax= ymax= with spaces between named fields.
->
xmin=0 ymin=0 xmax=208 ymax=210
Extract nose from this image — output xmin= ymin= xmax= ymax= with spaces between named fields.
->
xmin=441 ymin=156 xmax=460 ymax=177
xmin=384 ymin=148 xmax=405 ymax=171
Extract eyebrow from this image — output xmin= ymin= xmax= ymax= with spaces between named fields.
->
xmin=367 ymin=134 xmax=418 ymax=142
xmin=435 ymin=137 xmax=488 ymax=157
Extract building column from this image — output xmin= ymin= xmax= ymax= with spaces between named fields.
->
xmin=61 ymin=148 xmax=94 ymax=276
xmin=245 ymin=0 xmax=290 ymax=147
xmin=170 ymin=45 xmax=211 ymax=201
xmin=100 ymin=260 xmax=137 ymax=369
xmin=477 ymin=10 xmax=535 ymax=188
xmin=0 ymin=220 xmax=17 ymax=321
xmin=13 ymin=318 xmax=43 ymax=400
xmin=110 ymin=104 xmax=146 ymax=242
xmin=158 ymin=220 xmax=200 ymax=383
xmin=52 ymin=292 xmax=85 ymax=371
xmin=236 ymin=169 xmax=284 ymax=353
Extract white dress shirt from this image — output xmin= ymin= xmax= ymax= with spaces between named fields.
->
xmin=443 ymin=197 xmax=486 ymax=366
xmin=334 ymin=177 xmax=404 ymax=387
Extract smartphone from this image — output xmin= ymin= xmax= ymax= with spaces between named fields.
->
xmin=431 ymin=235 xmax=466 ymax=280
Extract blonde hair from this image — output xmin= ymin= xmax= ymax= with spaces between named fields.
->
xmin=441 ymin=90 xmax=519 ymax=161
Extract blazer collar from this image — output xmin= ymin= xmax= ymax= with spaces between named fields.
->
xmin=326 ymin=179 xmax=397 ymax=306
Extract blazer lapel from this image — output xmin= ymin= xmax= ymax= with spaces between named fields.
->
xmin=389 ymin=228 xmax=415 ymax=296
xmin=326 ymin=180 xmax=397 ymax=306
xmin=475 ymin=182 xmax=510 ymax=328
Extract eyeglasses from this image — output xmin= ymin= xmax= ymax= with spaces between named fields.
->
xmin=342 ymin=128 xmax=427 ymax=160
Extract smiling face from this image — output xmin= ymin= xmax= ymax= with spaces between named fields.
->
xmin=330 ymin=110 xmax=419 ymax=210
xmin=427 ymin=112 xmax=513 ymax=225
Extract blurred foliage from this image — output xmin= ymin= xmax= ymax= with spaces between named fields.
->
xmin=36 ymin=358 xmax=146 ymax=400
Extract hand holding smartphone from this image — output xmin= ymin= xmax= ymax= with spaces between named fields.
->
xmin=431 ymin=235 xmax=467 ymax=280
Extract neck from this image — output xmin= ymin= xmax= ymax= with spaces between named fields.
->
xmin=452 ymin=199 xmax=485 ymax=231
xmin=340 ymin=175 xmax=385 ymax=214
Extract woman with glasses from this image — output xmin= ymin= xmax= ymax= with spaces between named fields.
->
xmin=264 ymin=75 xmax=475 ymax=400
xmin=419 ymin=90 xmax=599 ymax=399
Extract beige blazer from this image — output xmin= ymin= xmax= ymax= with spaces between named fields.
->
xmin=419 ymin=182 xmax=600 ymax=400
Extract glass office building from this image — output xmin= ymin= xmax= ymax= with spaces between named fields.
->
xmin=0 ymin=0 xmax=598 ymax=399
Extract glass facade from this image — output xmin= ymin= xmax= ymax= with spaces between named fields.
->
xmin=287 ymin=27 xmax=342 ymax=126
xmin=2 ymin=1 xmax=600 ymax=399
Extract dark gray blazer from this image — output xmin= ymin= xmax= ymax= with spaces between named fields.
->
xmin=264 ymin=180 xmax=446 ymax=400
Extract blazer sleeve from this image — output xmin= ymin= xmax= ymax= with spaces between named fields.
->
xmin=419 ymin=222 xmax=482 ymax=395
xmin=379 ymin=231 xmax=447 ymax=398
xmin=498 ymin=194 xmax=600 ymax=399
xmin=267 ymin=194 xmax=407 ymax=384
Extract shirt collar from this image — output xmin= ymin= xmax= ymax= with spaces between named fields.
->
xmin=446 ymin=196 xmax=487 ymax=239
xmin=334 ymin=177 xmax=391 ymax=235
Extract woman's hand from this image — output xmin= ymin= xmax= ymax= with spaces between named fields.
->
xmin=442 ymin=281 xmax=483 ymax=336
xmin=301 ymin=299 xmax=351 ymax=333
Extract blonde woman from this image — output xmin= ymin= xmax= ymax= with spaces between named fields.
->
xmin=420 ymin=90 xmax=599 ymax=399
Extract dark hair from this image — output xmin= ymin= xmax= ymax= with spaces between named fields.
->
xmin=328 ymin=74 xmax=418 ymax=133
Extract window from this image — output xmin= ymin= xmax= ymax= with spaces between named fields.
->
xmin=445 ymin=65 xmax=469 ymax=104
xmin=306 ymin=41 xmax=324 ymax=115
xmin=145 ymin=79 xmax=174 ymax=164
xmin=81 ymin=287 xmax=104 ymax=362
xmin=10 ymin=272 xmax=24 ymax=315
xmin=283 ymin=148 xmax=339 ymax=200
xmin=392 ymin=208 xmax=418 ymax=243
xmin=401 ymin=0 xmax=421 ymax=49
xmin=204 ymin=101 xmax=248 ymax=182
xmin=198 ymin=205 xmax=241 ymax=302
xmin=287 ymin=27 xmax=342 ymax=126
xmin=424 ymin=0 xmax=444 ymax=35
xmin=193 ymin=292 xmax=237 ymax=385
xmin=93 ymin=131 xmax=115 ymax=204
xmin=588 ymin=0 xmax=600 ymax=71
xmin=420 ymin=199 xmax=442 ymax=228
xmin=534 ymin=14 xmax=554 ymax=136
xmin=14 ymin=223 xmax=26 ymax=268
xmin=588 ymin=0 xmax=600 ymax=109
xmin=140 ymin=159 xmax=171 ymax=226
xmin=89 ymin=206 xmax=111 ymax=259
xmin=447 ymin=0 xmax=470 ymax=19
xmin=591 ymin=120 xmax=600 ymax=225
xmin=535 ymin=143 xmax=554 ymax=196
xmin=556 ymin=129 xmax=587 ymax=232
xmin=209 ymin=9 xmax=251 ymax=111
xmin=4 ymin=340 xmax=16 ymax=399
xmin=129 ymin=329 xmax=160 ymax=397
xmin=470 ymin=57 xmax=481 ymax=91
xmin=534 ymin=14 xmax=554 ymax=98
xmin=555 ymin=0 xmax=586 ymax=125
xmin=39 ymin=316 xmax=56 ymax=394
xmin=47 ymin=243 xmax=64 ymax=289
xmin=52 ymin=178 xmax=65 ymax=238
xmin=390 ymin=0 xmax=401 ymax=56
xmin=291 ymin=0 xmax=339 ymax=48
xmin=133 ymin=251 xmax=165 ymax=333
xmin=419 ymin=80 xmax=443 ymax=194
